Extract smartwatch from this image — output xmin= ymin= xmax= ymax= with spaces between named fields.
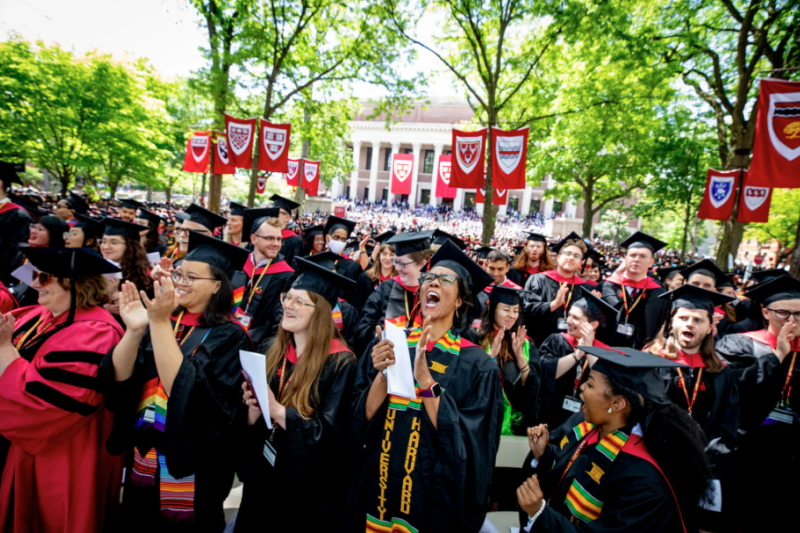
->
xmin=420 ymin=382 xmax=442 ymax=398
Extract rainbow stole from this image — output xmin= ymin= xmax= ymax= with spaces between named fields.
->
xmin=232 ymin=285 xmax=245 ymax=312
xmin=561 ymin=422 xmax=630 ymax=524
xmin=332 ymin=303 xmax=343 ymax=330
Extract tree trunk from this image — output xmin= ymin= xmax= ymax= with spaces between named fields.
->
xmin=247 ymin=137 xmax=259 ymax=208
xmin=680 ymin=200 xmax=691 ymax=262
xmin=108 ymin=178 xmax=119 ymax=200
xmin=714 ymin=164 xmax=747 ymax=270
xmin=166 ymin=186 xmax=172 ymax=204
xmin=790 ymin=210 xmax=800 ymax=278
xmin=481 ymin=109 xmax=498 ymax=245
xmin=293 ymin=105 xmax=312 ymax=217
xmin=59 ymin=171 xmax=70 ymax=197
xmin=146 ymin=184 xmax=152 ymax=202
xmin=209 ymin=174 xmax=223 ymax=212
xmin=690 ymin=215 xmax=701 ymax=255
xmin=200 ymin=173 xmax=207 ymax=205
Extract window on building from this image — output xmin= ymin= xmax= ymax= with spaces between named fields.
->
xmin=509 ymin=197 xmax=519 ymax=211
xmin=444 ymin=149 xmax=451 ymax=155
xmin=346 ymin=186 xmax=351 ymax=198
xmin=553 ymin=201 xmax=564 ymax=214
xmin=420 ymin=189 xmax=431 ymax=204
xmin=530 ymin=199 xmax=541 ymax=213
xmin=365 ymin=147 xmax=372 ymax=170
xmin=382 ymin=188 xmax=388 ymax=201
xmin=423 ymin=150 xmax=435 ymax=173
xmin=403 ymin=148 xmax=413 ymax=154
xmin=383 ymin=148 xmax=392 ymax=171
xmin=401 ymin=194 xmax=409 ymax=203
xmin=464 ymin=192 xmax=476 ymax=208
xmin=364 ymin=187 xmax=370 ymax=200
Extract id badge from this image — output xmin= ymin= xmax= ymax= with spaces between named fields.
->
xmin=263 ymin=439 xmax=277 ymax=466
xmin=617 ymin=323 xmax=635 ymax=337
xmin=562 ymin=396 xmax=582 ymax=413
xmin=143 ymin=405 xmax=156 ymax=423
xmin=234 ymin=308 xmax=252 ymax=330
xmin=557 ymin=318 xmax=568 ymax=332
xmin=767 ymin=407 xmax=794 ymax=425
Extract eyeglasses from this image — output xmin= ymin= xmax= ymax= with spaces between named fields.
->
xmin=420 ymin=272 xmax=458 ymax=286
xmin=392 ymin=258 xmax=416 ymax=270
xmin=29 ymin=224 xmax=45 ymax=232
xmin=280 ymin=292 xmax=317 ymax=309
xmin=63 ymin=230 xmax=81 ymax=239
xmin=99 ymin=238 xmax=125 ymax=246
xmin=252 ymin=234 xmax=282 ymax=244
xmin=171 ymin=270 xmax=217 ymax=287
xmin=766 ymin=308 xmax=800 ymax=321
xmin=560 ymin=251 xmax=584 ymax=260
xmin=32 ymin=270 xmax=53 ymax=286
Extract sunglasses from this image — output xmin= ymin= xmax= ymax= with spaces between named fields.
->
xmin=32 ymin=270 xmax=54 ymax=286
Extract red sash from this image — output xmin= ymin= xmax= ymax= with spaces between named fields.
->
xmin=243 ymin=257 xmax=294 ymax=278
xmin=542 ymin=269 xmax=586 ymax=285
xmin=0 ymin=201 xmax=24 ymax=216
xmin=561 ymin=332 xmax=609 ymax=349
xmin=281 ymin=229 xmax=298 ymax=239
xmin=742 ymin=329 xmax=800 ymax=351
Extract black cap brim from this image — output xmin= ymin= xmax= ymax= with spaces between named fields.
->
xmin=619 ymin=231 xmax=667 ymax=254
xmin=551 ymin=231 xmax=583 ymax=254
xmin=103 ymin=217 xmax=149 ymax=240
xmin=185 ymin=203 xmax=227 ymax=232
xmin=678 ymin=259 xmax=728 ymax=287
xmin=432 ymin=229 xmax=466 ymax=250
xmin=245 ymin=207 xmax=281 ymax=236
xmin=269 ymin=194 xmax=300 ymax=213
xmin=294 ymin=256 xmax=355 ymax=308
xmin=743 ymin=276 xmax=800 ymax=306
xmin=386 ymin=230 xmax=434 ymax=257
xmin=185 ymin=230 xmax=249 ymax=278
xmin=659 ymin=284 xmax=734 ymax=314
xmin=20 ymin=247 xmax=121 ymax=278
xmin=324 ymin=215 xmax=357 ymax=237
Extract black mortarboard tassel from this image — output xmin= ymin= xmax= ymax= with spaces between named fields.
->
xmin=184 ymin=230 xmax=249 ymax=279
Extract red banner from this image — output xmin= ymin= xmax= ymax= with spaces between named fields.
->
xmin=748 ymin=79 xmax=800 ymax=188
xmin=738 ymin=170 xmax=772 ymax=223
xmin=257 ymin=121 xmax=291 ymax=173
xmin=182 ymin=131 xmax=210 ymax=173
xmin=698 ymin=169 xmax=739 ymax=221
xmin=213 ymin=135 xmax=236 ymax=175
xmin=435 ymin=155 xmax=457 ymax=199
xmin=334 ymin=205 xmax=346 ymax=217
xmin=451 ymin=128 xmax=487 ymax=188
xmin=390 ymin=153 xmax=413 ymax=195
xmin=256 ymin=173 xmax=268 ymax=194
xmin=224 ymin=114 xmax=257 ymax=169
xmin=301 ymin=159 xmax=320 ymax=196
xmin=491 ymin=126 xmax=528 ymax=189
xmin=476 ymin=185 xmax=508 ymax=206
xmin=286 ymin=159 xmax=300 ymax=186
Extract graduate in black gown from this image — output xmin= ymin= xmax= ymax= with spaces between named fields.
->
xmin=648 ymin=285 xmax=740 ymax=530
xmin=508 ymin=232 xmax=553 ymax=288
xmin=101 ymin=231 xmax=253 ymax=533
xmin=600 ymin=232 xmax=669 ymax=349
xmin=303 ymin=224 xmax=325 ymax=256
xmin=322 ymin=215 xmax=362 ymax=303
xmin=523 ymin=233 xmax=588 ymax=347
xmin=136 ymin=208 xmax=169 ymax=257
xmin=348 ymin=240 xmax=503 ymax=533
xmin=538 ymin=290 xmax=617 ymax=430
xmin=517 ymin=346 xmax=712 ymax=533
xmin=230 ymin=209 xmax=295 ymax=349
xmin=0 ymin=162 xmax=33 ymax=286
xmin=234 ymin=258 xmax=358 ymax=533
xmin=715 ymin=277 xmax=800 ymax=532
xmin=354 ymin=232 xmax=397 ymax=312
xmin=355 ymin=231 xmax=434 ymax=354
xmin=270 ymin=194 xmax=304 ymax=269
xmin=64 ymin=213 xmax=104 ymax=251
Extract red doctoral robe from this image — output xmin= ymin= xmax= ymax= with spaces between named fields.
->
xmin=0 ymin=305 xmax=124 ymax=533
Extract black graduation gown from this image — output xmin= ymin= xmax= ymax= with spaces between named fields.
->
xmin=518 ymin=430 xmax=683 ymax=533
xmin=523 ymin=272 xmax=586 ymax=348
xmin=279 ymin=229 xmax=305 ymax=270
xmin=234 ymin=343 xmax=357 ymax=533
xmin=507 ymin=265 xmax=539 ymax=289
xmin=230 ymin=253 xmax=295 ymax=349
xmin=347 ymin=331 xmax=504 ymax=532
xmin=336 ymin=298 xmax=360 ymax=351
xmin=334 ymin=256 xmax=362 ymax=305
xmin=354 ymin=271 xmax=384 ymax=313
xmin=355 ymin=278 xmax=418 ymax=356
xmin=600 ymin=277 xmax=668 ymax=349
xmin=715 ymin=332 xmax=799 ymax=532
xmin=100 ymin=317 xmax=254 ymax=533
xmin=0 ymin=203 xmax=32 ymax=285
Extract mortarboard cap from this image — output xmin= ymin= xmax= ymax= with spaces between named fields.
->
xmin=429 ymin=239 xmax=494 ymax=294
xmin=619 ymin=231 xmax=666 ymax=254
xmin=743 ymin=276 xmax=800 ymax=307
xmin=655 ymin=265 xmax=682 ymax=283
xmin=374 ymin=230 xmax=396 ymax=244
xmin=245 ymin=207 xmax=281 ymax=237
xmin=578 ymin=345 xmax=688 ymax=405
xmin=303 ymin=224 xmax=324 ymax=239
xmin=0 ymin=161 xmax=25 ymax=186
xmin=175 ymin=211 xmax=190 ymax=223
xmin=269 ymin=194 xmax=300 ymax=213
xmin=136 ymin=208 xmax=166 ymax=226
xmin=432 ymin=229 xmax=466 ymax=250
xmin=387 ymin=230 xmax=434 ymax=257
xmin=659 ymin=284 xmax=734 ymax=315
xmin=489 ymin=285 xmax=528 ymax=306
xmin=294 ymin=255 xmax=356 ymax=308
xmin=103 ymin=217 xmax=149 ymax=240
xmin=573 ymin=287 xmax=618 ymax=327
xmin=9 ymin=194 xmax=48 ymax=220
xmin=20 ymin=246 xmax=120 ymax=278
xmin=228 ymin=201 xmax=247 ymax=218
xmin=526 ymin=232 xmax=547 ymax=243
xmin=324 ymin=215 xmax=356 ymax=237
xmin=185 ymin=230 xmax=249 ymax=279
xmin=679 ymin=259 xmax=727 ymax=287
xmin=749 ymin=269 xmax=790 ymax=285
xmin=185 ymin=203 xmax=227 ymax=232
xmin=66 ymin=192 xmax=89 ymax=214
xmin=474 ymin=246 xmax=494 ymax=259
xmin=119 ymin=198 xmax=142 ymax=210
xmin=73 ymin=213 xmax=105 ymax=238
xmin=551 ymin=231 xmax=584 ymax=254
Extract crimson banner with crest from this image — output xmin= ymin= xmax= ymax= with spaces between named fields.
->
xmin=301 ymin=159 xmax=320 ymax=196
xmin=224 ymin=114 xmax=257 ymax=169
xmin=698 ymin=169 xmax=739 ymax=221
xmin=257 ymin=121 xmax=291 ymax=173
xmin=491 ymin=126 xmax=528 ymax=189
xmin=738 ymin=170 xmax=772 ymax=223
xmin=435 ymin=155 xmax=457 ymax=199
xmin=285 ymin=158 xmax=300 ymax=186
xmin=256 ymin=173 xmax=268 ymax=194
xmin=213 ymin=134 xmax=236 ymax=175
xmin=476 ymin=184 xmax=508 ymax=206
xmin=390 ymin=153 xmax=414 ymax=195
xmin=451 ymin=128 xmax=487 ymax=188
xmin=748 ymin=79 xmax=800 ymax=188
xmin=182 ymin=131 xmax=210 ymax=173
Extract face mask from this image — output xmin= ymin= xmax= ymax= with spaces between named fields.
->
xmin=328 ymin=239 xmax=346 ymax=255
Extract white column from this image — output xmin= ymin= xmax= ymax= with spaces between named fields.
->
xmin=410 ymin=142 xmax=422 ymax=206
xmin=368 ymin=140 xmax=380 ymax=202
xmin=565 ymin=200 xmax=576 ymax=217
xmin=521 ymin=186 xmax=533 ymax=216
xmin=388 ymin=141 xmax=400 ymax=202
xmin=477 ymin=194 xmax=485 ymax=216
xmin=543 ymin=175 xmax=555 ymax=217
xmin=349 ymin=141 xmax=361 ymax=200
xmin=429 ymin=143 xmax=443 ymax=206
xmin=454 ymin=188 xmax=464 ymax=212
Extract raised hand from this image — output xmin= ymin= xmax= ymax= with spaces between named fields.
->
xmin=512 ymin=326 xmax=527 ymax=364
xmin=489 ymin=327 xmax=505 ymax=359
xmin=370 ymin=326 xmax=396 ymax=373
xmin=414 ymin=316 xmax=435 ymax=389
xmin=141 ymin=278 xmax=176 ymax=324
xmin=550 ymin=282 xmax=570 ymax=312
xmin=776 ymin=321 xmax=799 ymax=362
xmin=0 ymin=313 xmax=16 ymax=347
xmin=527 ymin=424 xmax=550 ymax=460
xmin=118 ymin=281 xmax=149 ymax=332
xmin=578 ymin=322 xmax=595 ymax=347
xmin=517 ymin=475 xmax=545 ymax=517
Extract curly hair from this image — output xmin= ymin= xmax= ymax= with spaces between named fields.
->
xmin=603 ymin=374 xmax=711 ymax=531
xmin=477 ymin=296 xmax=524 ymax=364
xmin=119 ymin=235 xmax=153 ymax=293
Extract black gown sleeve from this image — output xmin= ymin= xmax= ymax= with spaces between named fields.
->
xmin=703 ymin=368 xmax=740 ymax=481
xmin=355 ymin=281 xmax=392 ymax=353
xmin=354 ymin=271 xmax=376 ymax=313
xmin=339 ymin=301 xmax=360 ymax=353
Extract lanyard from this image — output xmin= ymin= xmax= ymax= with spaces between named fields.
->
xmin=245 ymin=259 xmax=272 ymax=312
xmin=621 ymin=286 xmax=646 ymax=320
xmin=172 ymin=311 xmax=197 ymax=347
xmin=676 ymin=368 xmax=703 ymax=413
xmin=14 ymin=317 xmax=51 ymax=350
xmin=573 ymin=359 xmax=589 ymax=396
xmin=781 ymin=352 xmax=797 ymax=407
xmin=563 ymin=281 xmax=576 ymax=314
xmin=277 ymin=357 xmax=294 ymax=402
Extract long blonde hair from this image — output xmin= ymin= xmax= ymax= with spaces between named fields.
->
xmin=366 ymin=244 xmax=398 ymax=282
xmin=265 ymin=293 xmax=352 ymax=418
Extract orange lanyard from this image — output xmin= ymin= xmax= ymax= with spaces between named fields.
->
xmin=781 ymin=352 xmax=797 ymax=406
xmin=14 ymin=317 xmax=52 ymax=350
xmin=621 ymin=286 xmax=646 ymax=319
xmin=563 ymin=281 xmax=576 ymax=314
xmin=676 ymin=368 xmax=703 ymax=413
xmin=172 ymin=311 xmax=196 ymax=346
xmin=574 ymin=359 xmax=589 ymax=396
xmin=245 ymin=259 xmax=271 ymax=311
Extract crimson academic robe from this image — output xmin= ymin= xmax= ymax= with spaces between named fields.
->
xmin=0 ymin=305 xmax=124 ymax=533
xmin=0 ymin=201 xmax=32 ymax=285
xmin=0 ymin=281 xmax=17 ymax=314
xmin=523 ymin=270 xmax=586 ymax=347
xmin=347 ymin=329 xmax=504 ymax=532
xmin=234 ymin=340 xmax=357 ymax=532
xmin=279 ymin=229 xmax=305 ymax=270
xmin=230 ymin=253 xmax=294 ymax=349
xmin=601 ymin=274 xmax=668 ymax=349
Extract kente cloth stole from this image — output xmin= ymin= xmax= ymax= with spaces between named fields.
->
xmin=557 ymin=422 xmax=631 ymax=523
xmin=132 ymin=447 xmax=196 ymax=523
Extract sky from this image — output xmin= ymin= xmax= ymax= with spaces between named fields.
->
xmin=0 ymin=0 xmax=462 ymax=101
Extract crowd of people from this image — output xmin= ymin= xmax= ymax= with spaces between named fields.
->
xmin=0 ymin=160 xmax=797 ymax=533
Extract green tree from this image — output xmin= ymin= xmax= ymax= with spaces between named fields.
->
xmin=745 ymin=188 xmax=800 ymax=264
xmin=594 ymin=207 xmax=634 ymax=243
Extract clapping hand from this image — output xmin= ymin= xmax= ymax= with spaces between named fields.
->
xmin=414 ymin=316 xmax=435 ymax=389
xmin=489 ymin=327 xmax=505 ymax=359
xmin=119 ymin=281 xmax=149 ymax=332
xmin=511 ymin=325 xmax=528 ymax=366
xmin=527 ymin=424 xmax=550 ymax=459
xmin=0 ymin=313 xmax=16 ymax=347
xmin=141 ymin=278 xmax=176 ymax=324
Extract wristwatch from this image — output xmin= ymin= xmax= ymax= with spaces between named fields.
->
xmin=420 ymin=382 xmax=442 ymax=398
